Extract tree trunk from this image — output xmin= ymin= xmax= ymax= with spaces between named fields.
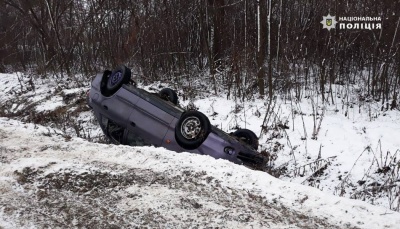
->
xmin=256 ymin=0 xmax=266 ymax=96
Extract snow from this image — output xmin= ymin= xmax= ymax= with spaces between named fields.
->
xmin=35 ymin=97 xmax=64 ymax=112
xmin=0 ymin=117 xmax=399 ymax=228
xmin=179 ymin=90 xmax=400 ymax=209
xmin=1 ymin=72 xmax=400 ymax=227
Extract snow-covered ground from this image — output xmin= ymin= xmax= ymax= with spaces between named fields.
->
xmin=1 ymin=117 xmax=400 ymax=228
xmin=0 ymin=72 xmax=400 ymax=227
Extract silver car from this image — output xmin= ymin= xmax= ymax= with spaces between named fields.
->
xmin=87 ymin=66 xmax=266 ymax=170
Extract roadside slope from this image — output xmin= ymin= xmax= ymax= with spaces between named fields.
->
xmin=0 ymin=117 xmax=399 ymax=228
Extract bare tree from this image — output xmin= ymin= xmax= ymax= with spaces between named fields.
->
xmin=0 ymin=0 xmax=398 ymax=106
xmin=256 ymin=0 xmax=266 ymax=96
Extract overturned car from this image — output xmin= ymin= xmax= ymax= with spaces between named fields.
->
xmin=87 ymin=66 xmax=266 ymax=170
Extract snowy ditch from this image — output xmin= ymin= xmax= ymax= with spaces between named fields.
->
xmin=1 ymin=72 xmax=400 ymax=227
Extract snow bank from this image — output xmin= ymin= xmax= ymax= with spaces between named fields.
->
xmin=0 ymin=118 xmax=399 ymax=228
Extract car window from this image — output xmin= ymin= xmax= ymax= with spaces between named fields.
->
xmin=126 ymin=131 xmax=149 ymax=147
xmin=107 ymin=119 xmax=124 ymax=144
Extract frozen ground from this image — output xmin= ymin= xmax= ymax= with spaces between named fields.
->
xmin=0 ymin=72 xmax=400 ymax=227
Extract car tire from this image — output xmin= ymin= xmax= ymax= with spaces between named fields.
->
xmin=175 ymin=111 xmax=211 ymax=150
xmin=159 ymin=88 xmax=178 ymax=105
xmin=232 ymin=129 xmax=259 ymax=150
xmin=100 ymin=65 xmax=131 ymax=96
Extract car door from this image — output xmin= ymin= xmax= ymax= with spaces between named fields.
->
xmin=100 ymin=86 xmax=140 ymax=127
xmin=127 ymin=95 xmax=175 ymax=147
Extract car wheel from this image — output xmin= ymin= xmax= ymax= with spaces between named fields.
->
xmin=159 ymin=88 xmax=178 ymax=105
xmin=175 ymin=111 xmax=211 ymax=150
xmin=232 ymin=129 xmax=259 ymax=150
xmin=101 ymin=65 xmax=131 ymax=96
